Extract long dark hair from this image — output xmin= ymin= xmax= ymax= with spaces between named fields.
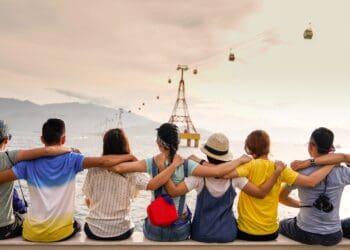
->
xmin=103 ymin=128 xmax=130 ymax=155
xmin=157 ymin=123 xmax=179 ymax=163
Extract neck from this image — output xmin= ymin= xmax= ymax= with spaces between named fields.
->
xmin=257 ymin=154 xmax=268 ymax=160
xmin=0 ymin=143 xmax=5 ymax=151
xmin=44 ymin=143 xmax=61 ymax=147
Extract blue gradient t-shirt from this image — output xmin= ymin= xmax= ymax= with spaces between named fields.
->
xmin=12 ymin=152 xmax=84 ymax=242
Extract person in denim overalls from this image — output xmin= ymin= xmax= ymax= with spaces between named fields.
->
xmin=163 ymin=133 xmax=286 ymax=242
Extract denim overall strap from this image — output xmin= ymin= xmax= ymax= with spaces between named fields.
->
xmin=152 ymin=158 xmax=163 ymax=198
xmin=177 ymin=160 xmax=188 ymax=215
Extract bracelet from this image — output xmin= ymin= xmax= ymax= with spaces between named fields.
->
xmin=199 ymin=159 xmax=206 ymax=165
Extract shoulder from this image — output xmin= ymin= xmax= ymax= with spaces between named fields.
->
xmin=184 ymin=176 xmax=203 ymax=190
xmin=232 ymin=177 xmax=249 ymax=189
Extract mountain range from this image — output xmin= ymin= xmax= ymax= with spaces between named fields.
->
xmin=0 ymin=98 xmax=159 ymax=134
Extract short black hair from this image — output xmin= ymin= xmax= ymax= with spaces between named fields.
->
xmin=310 ymin=127 xmax=334 ymax=155
xmin=42 ymin=118 xmax=66 ymax=145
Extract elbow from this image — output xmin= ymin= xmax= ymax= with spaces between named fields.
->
xmin=307 ymin=181 xmax=317 ymax=188
xmin=146 ymin=183 xmax=157 ymax=191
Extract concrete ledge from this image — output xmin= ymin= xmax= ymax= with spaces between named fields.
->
xmin=1 ymin=232 xmax=350 ymax=250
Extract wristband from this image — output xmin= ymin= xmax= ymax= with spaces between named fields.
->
xmin=310 ymin=158 xmax=316 ymax=167
xmin=199 ymin=159 xmax=206 ymax=165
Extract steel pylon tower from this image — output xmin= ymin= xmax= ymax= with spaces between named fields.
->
xmin=169 ymin=65 xmax=200 ymax=147
xmin=116 ymin=108 xmax=124 ymax=128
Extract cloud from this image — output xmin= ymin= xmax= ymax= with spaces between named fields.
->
xmin=0 ymin=0 xmax=263 ymax=85
xmin=50 ymin=88 xmax=111 ymax=106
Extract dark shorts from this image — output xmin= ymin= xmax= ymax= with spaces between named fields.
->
xmin=279 ymin=217 xmax=342 ymax=246
xmin=341 ymin=218 xmax=350 ymax=239
xmin=0 ymin=212 xmax=24 ymax=240
xmin=237 ymin=228 xmax=278 ymax=241
xmin=84 ymin=223 xmax=133 ymax=241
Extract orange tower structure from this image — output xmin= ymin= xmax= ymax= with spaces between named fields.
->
xmin=169 ymin=65 xmax=200 ymax=147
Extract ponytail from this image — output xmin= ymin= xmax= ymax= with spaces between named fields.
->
xmin=157 ymin=123 xmax=179 ymax=163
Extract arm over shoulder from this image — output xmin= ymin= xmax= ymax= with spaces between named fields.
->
xmin=281 ymin=167 xmax=299 ymax=185
xmin=235 ymin=161 xmax=252 ymax=177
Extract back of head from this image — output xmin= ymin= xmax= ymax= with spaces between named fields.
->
xmin=310 ymin=127 xmax=334 ymax=155
xmin=103 ymin=128 xmax=130 ymax=155
xmin=157 ymin=123 xmax=179 ymax=163
xmin=244 ymin=130 xmax=270 ymax=159
xmin=42 ymin=118 xmax=66 ymax=145
xmin=0 ymin=120 xmax=10 ymax=144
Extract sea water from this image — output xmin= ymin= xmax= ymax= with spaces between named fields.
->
xmin=7 ymin=131 xmax=350 ymax=231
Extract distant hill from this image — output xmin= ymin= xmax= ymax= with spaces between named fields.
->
xmin=0 ymin=98 xmax=160 ymax=134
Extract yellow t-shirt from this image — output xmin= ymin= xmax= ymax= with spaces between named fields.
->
xmin=236 ymin=159 xmax=298 ymax=235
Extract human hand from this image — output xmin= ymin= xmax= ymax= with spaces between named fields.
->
xmin=290 ymin=160 xmax=310 ymax=171
xmin=238 ymin=154 xmax=252 ymax=164
xmin=173 ymin=154 xmax=184 ymax=168
xmin=275 ymin=160 xmax=287 ymax=173
xmin=187 ymin=154 xmax=201 ymax=163
xmin=70 ymin=147 xmax=81 ymax=154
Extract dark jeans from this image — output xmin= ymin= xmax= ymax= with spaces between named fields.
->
xmin=280 ymin=218 xmax=342 ymax=246
xmin=59 ymin=220 xmax=81 ymax=241
xmin=143 ymin=217 xmax=191 ymax=241
xmin=84 ymin=223 xmax=133 ymax=241
xmin=237 ymin=228 xmax=278 ymax=241
xmin=0 ymin=212 xmax=24 ymax=240
xmin=342 ymin=218 xmax=350 ymax=239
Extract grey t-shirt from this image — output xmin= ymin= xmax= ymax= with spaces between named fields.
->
xmin=286 ymin=165 xmax=350 ymax=234
xmin=0 ymin=150 xmax=18 ymax=227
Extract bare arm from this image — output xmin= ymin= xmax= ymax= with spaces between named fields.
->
xmin=146 ymin=155 xmax=184 ymax=191
xmin=293 ymin=165 xmax=335 ymax=188
xmin=16 ymin=146 xmax=72 ymax=162
xmin=242 ymin=161 xmax=286 ymax=199
xmin=164 ymin=178 xmax=189 ymax=197
xmin=191 ymin=155 xmax=251 ymax=177
xmin=0 ymin=169 xmax=17 ymax=184
xmin=110 ymin=160 xmax=147 ymax=173
xmin=83 ymin=154 xmax=136 ymax=169
xmin=279 ymin=184 xmax=300 ymax=208
xmin=291 ymin=153 xmax=348 ymax=171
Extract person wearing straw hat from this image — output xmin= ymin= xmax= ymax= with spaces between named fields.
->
xmin=0 ymin=120 xmax=72 ymax=240
xmin=163 ymin=132 xmax=287 ymax=242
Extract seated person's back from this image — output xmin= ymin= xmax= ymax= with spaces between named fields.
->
xmin=288 ymin=165 xmax=350 ymax=234
xmin=12 ymin=152 xmax=84 ymax=242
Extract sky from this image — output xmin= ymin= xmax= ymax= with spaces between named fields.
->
xmin=1 ymin=0 xmax=350 ymax=139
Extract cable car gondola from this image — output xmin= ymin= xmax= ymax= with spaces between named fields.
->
xmin=168 ymin=78 xmax=171 ymax=84
xmin=156 ymin=96 xmax=160 ymax=100
xmin=193 ymin=68 xmax=198 ymax=74
xmin=303 ymin=23 xmax=313 ymax=39
xmin=142 ymin=102 xmax=145 ymax=106
xmin=228 ymin=49 xmax=235 ymax=61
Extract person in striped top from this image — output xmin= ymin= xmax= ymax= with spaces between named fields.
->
xmin=83 ymin=128 xmax=184 ymax=240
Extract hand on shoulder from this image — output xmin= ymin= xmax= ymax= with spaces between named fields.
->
xmin=274 ymin=160 xmax=287 ymax=172
xmin=238 ymin=154 xmax=252 ymax=164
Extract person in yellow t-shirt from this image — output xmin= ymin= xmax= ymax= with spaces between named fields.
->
xmin=223 ymin=130 xmax=337 ymax=241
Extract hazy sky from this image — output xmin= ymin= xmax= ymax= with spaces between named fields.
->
xmin=1 ymin=0 xmax=349 ymax=135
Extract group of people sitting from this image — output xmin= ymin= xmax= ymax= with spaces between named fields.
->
xmin=0 ymin=118 xmax=350 ymax=246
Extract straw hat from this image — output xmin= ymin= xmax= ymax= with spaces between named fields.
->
xmin=200 ymin=133 xmax=233 ymax=162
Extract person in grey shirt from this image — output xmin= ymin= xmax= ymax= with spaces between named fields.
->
xmin=279 ymin=127 xmax=350 ymax=246
xmin=0 ymin=120 xmax=72 ymax=240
